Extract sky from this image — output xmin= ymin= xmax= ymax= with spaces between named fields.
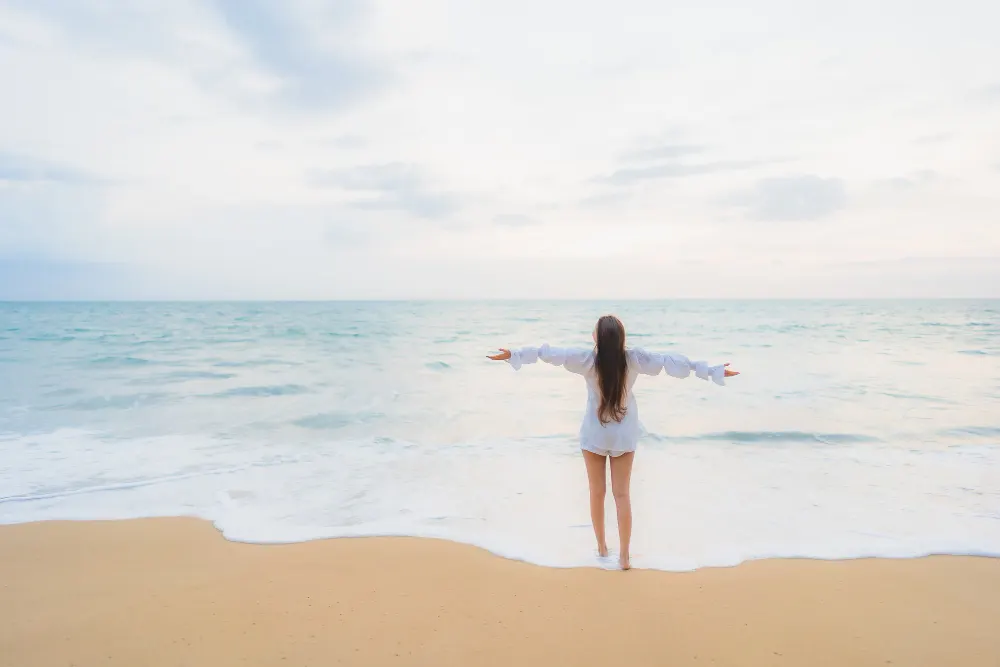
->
xmin=1 ymin=0 xmax=998 ymax=299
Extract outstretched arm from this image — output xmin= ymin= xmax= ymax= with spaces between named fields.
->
xmin=629 ymin=348 xmax=739 ymax=385
xmin=662 ymin=352 xmax=739 ymax=385
xmin=487 ymin=344 xmax=593 ymax=374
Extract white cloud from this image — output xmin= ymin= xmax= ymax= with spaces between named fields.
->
xmin=725 ymin=176 xmax=848 ymax=222
xmin=1 ymin=0 xmax=999 ymax=298
xmin=492 ymin=214 xmax=539 ymax=227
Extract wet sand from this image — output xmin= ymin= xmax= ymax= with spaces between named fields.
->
xmin=1 ymin=518 xmax=998 ymax=666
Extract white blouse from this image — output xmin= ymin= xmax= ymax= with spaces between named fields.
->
xmin=507 ymin=344 xmax=727 ymax=457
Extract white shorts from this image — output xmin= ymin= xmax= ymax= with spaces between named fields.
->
xmin=581 ymin=444 xmax=634 ymax=457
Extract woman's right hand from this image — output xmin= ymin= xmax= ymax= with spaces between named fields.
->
xmin=487 ymin=348 xmax=512 ymax=361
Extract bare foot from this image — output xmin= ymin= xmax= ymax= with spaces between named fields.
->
xmin=619 ymin=553 xmax=631 ymax=570
xmin=597 ymin=543 xmax=609 ymax=558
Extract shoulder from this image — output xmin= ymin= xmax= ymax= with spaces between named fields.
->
xmin=537 ymin=345 xmax=594 ymax=364
xmin=562 ymin=346 xmax=596 ymax=369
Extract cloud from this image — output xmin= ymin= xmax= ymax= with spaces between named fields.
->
xmin=311 ymin=162 xmax=418 ymax=191
xmin=621 ymin=144 xmax=706 ymax=162
xmin=211 ymin=0 xmax=386 ymax=110
xmin=976 ymin=82 xmax=1000 ymax=102
xmin=0 ymin=154 xmax=107 ymax=261
xmin=324 ymin=222 xmax=370 ymax=246
xmin=4 ymin=1 xmax=183 ymax=57
xmin=0 ymin=255 xmax=139 ymax=300
xmin=2 ymin=1 xmax=999 ymax=298
xmin=729 ymin=175 xmax=847 ymax=222
xmin=3 ymin=1 xmax=386 ymax=114
xmin=913 ymin=132 xmax=953 ymax=145
xmin=873 ymin=170 xmax=937 ymax=191
xmin=309 ymin=163 xmax=459 ymax=219
xmin=598 ymin=134 xmax=784 ymax=187
xmin=602 ymin=159 xmax=777 ymax=186
xmin=325 ymin=135 xmax=367 ymax=150
xmin=818 ymin=256 xmax=1000 ymax=299
xmin=492 ymin=213 xmax=538 ymax=227
xmin=578 ymin=191 xmax=631 ymax=210
xmin=0 ymin=153 xmax=98 ymax=184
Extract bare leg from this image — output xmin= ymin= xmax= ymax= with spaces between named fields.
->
xmin=610 ymin=451 xmax=635 ymax=570
xmin=582 ymin=450 xmax=608 ymax=557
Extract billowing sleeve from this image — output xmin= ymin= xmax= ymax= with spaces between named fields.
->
xmin=661 ymin=352 xmax=727 ymax=386
xmin=507 ymin=344 xmax=593 ymax=375
xmin=628 ymin=348 xmax=665 ymax=376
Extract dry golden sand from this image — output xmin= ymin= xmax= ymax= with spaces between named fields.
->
xmin=1 ymin=518 xmax=998 ymax=666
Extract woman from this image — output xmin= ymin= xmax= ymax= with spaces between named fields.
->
xmin=488 ymin=315 xmax=738 ymax=570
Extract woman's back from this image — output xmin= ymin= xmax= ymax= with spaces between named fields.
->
xmin=504 ymin=345 xmax=726 ymax=457
xmin=487 ymin=315 xmax=738 ymax=569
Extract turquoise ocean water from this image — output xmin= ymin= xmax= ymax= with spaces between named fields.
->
xmin=1 ymin=300 xmax=998 ymax=569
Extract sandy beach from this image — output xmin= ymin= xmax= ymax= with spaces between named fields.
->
xmin=0 ymin=519 xmax=997 ymax=666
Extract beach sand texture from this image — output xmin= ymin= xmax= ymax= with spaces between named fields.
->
xmin=2 ymin=518 xmax=998 ymax=667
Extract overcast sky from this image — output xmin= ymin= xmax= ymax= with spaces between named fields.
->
xmin=1 ymin=0 xmax=998 ymax=299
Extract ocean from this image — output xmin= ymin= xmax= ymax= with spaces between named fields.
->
xmin=1 ymin=300 xmax=998 ymax=570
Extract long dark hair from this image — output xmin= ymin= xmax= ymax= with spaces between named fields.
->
xmin=594 ymin=315 xmax=628 ymax=425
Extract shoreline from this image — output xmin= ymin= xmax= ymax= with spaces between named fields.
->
xmin=12 ymin=517 xmax=1000 ymax=573
xmin=3 ymin=518 xmax=1000 ymax=666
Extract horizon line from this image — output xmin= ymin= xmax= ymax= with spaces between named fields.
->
xmin=2 ymin=297 xmax=999 ymax=304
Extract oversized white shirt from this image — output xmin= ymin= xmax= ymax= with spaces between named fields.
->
xmin=507 ymin=345 xmax=727 ymax=456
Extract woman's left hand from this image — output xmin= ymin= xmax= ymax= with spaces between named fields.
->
xmin=487 ymin=348 xmax=512 ymax=361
